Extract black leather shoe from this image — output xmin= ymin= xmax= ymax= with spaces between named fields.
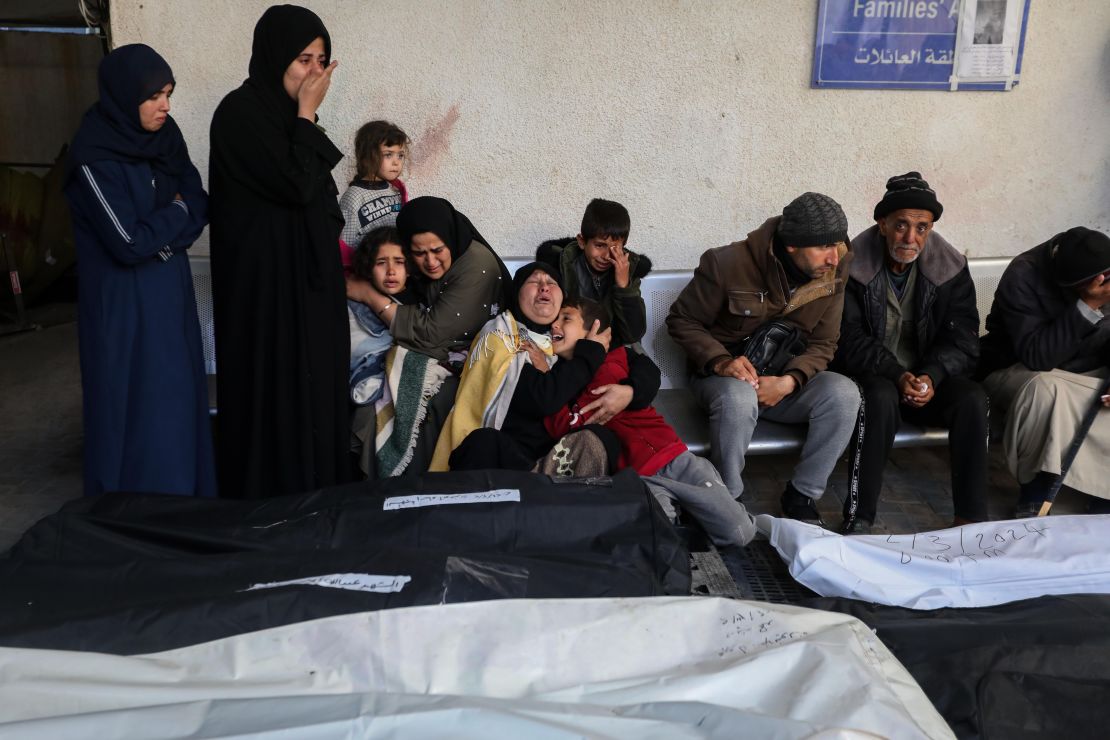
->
xmin=838 ymin=517 xmax=873 ymax=535
xmin=781 ymin=484 xmax=825 ymax=526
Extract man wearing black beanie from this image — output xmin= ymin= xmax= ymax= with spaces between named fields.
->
xmin=833 ymin=172 xmax=989 ymax=534
xmin=666 ymin=192 xmax=862 ymax=526
xmin=979 ymin=226 xmax=1110 ymax=515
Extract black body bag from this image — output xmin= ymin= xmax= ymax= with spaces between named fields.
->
xmin=727 ymin=319 xmax=807 ymax=376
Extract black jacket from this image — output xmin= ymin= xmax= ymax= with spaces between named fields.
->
xmin=978 ymin=236 xmax=1110 ymax=377
xmin=536 ymin=237 xmax=652 ymax=346
xmin=833 ymin=225 xmax=980 ymax=386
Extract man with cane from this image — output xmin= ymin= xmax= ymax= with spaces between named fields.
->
xmin=979 ymin=227 xmax=1110 ymax=517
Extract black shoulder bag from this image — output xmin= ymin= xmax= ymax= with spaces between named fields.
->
xmin=726 ymin=320 xmax=807 ymax=376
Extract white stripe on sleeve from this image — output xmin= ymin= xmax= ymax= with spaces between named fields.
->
xmin=81 ymin=164 xmax=133 ymax=243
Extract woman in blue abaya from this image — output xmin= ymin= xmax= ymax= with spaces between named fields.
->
xmin=64 ymin=44 xmax=215 ymax=497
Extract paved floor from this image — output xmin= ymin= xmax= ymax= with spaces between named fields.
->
xmin=0 ymin=312 xmax=1090 ymax=554
xmin=0 ymin=313 xmax=82 ymax=552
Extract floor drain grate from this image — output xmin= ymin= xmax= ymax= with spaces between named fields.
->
xmin=717 ymin=538 xmax=818 ymax=604
xmin=690 ymin=550 xmax=742 ymax=597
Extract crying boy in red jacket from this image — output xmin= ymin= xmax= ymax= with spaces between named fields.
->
xmin=546 ymin=298 xmax=757 ymax=547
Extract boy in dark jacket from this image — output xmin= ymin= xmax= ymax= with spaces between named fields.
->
xmin=546 ymin=298 xmax=757 ymax=547
xmin=536 ymin=198 xmax=651 ymax=346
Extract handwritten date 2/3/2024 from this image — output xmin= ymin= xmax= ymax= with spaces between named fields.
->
xmin=884 ymin=521 xmax=1049 ymax=565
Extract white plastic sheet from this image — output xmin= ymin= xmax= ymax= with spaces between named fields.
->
xmin=0 ymin=597 xmax=951 ymax=739
xmin=759 ymin=513 xmax=1110 ymax=609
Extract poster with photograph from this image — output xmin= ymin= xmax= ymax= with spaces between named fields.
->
xmin=812 ymin=0 xmax=1031 ymax=91
xmin=953 ymin=0 xmax=1025 ymax=86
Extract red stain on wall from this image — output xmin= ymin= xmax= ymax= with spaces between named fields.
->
xmin=410 ymin=103 xmax=460 ymax=179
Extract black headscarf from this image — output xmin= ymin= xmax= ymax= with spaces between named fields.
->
xmin=511 ymin=262 xmax=564 ymax=333
xmin=396 ymin=196 xmax=513 ymax=314
xmin=66 ymin=44 xmax=190 ymax=204
xmin=396 ymin=196 xmax=491 ymax=262
xmin=246 ymin=4 xmax=331 ymax=122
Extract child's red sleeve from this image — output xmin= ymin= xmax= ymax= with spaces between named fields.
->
xmin=542 ymin=349 xmax=630 ymax=439
xmin=544 ymin=402 xmax=575 ymax=439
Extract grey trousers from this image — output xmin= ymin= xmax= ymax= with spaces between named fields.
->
xmin=644 ymin=451 xmax=758 ymax=547
xmin=690 ymin=371 xmax=861 ymax=500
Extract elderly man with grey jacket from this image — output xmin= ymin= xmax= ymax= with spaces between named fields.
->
xmin=832 ymin=173 xmax=989 ymax=534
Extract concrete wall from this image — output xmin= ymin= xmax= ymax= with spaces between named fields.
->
xmin=111 ymin=0 xmax=1110 ymax=265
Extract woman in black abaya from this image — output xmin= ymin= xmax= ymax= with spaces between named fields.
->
xmin=208 ymin=5 xmax=349 ymax=498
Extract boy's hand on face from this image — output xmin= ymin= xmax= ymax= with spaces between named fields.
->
xmin=609 ymin=244 xmax=631 ymax=288
xmin=580 ymin=384 xmax=634 ymax=425
xmin=586 ymin=320 xmax=612 ymax=353
xmin=520 ymin=340 xmax=550 ymax=372
xmin=756 ymin=374 xmax=796 ymax=407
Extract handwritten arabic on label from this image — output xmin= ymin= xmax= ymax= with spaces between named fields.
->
xmin=245 ymin=573 xmax=412 ymax=593
xmin=714 ymin=606 xmax=810 ymax=659
xmin=383 ymin=489 xmax=521 ymax=511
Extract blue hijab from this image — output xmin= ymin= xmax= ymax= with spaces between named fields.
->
xmin=67 ymin=44 xmax=191 ymax=205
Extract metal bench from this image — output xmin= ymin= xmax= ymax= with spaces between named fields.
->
xmin=190 ymin=254 xmax=1011 ymax=454
xmin=640 ymin=259 xmax=1011 ymax=456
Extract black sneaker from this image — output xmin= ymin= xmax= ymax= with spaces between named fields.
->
xmin=1012 ymin=501 xmax=1043 ymax=519
xmin=838 ymin=517 xmax=873 ymax=535
xmin=781 ymin=484 xmax=825 ymax=526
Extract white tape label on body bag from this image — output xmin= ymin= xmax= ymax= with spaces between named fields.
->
xmin=244 ymin=573 xmax=412 ymax=594
xmin=383 ymin=489 xmax=521 ymax=511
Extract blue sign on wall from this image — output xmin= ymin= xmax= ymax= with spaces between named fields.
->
xmin=812 ymin=0 xmax=1030 ymax=91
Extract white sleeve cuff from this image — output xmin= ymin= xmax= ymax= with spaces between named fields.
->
xmin=1076 ymin=298 xmax=1103 ymax=324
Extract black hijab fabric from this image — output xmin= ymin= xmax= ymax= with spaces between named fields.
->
xmin=511 ymin=262 xmax=564 ymax=333
xmin=66 ymin=44 xmax=190 ymax=203
xmin=212 ymin=2 xmax=341 ymax=290
xmin=396 ymin=196 xmax=512 ymax=310
xmin=396 ymin=196 xmax=491 ymax=263
xmin=246 ymin=4 xmax=331 ymax=122
xmin=207 ymin=5 xmax=349 ymax=500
